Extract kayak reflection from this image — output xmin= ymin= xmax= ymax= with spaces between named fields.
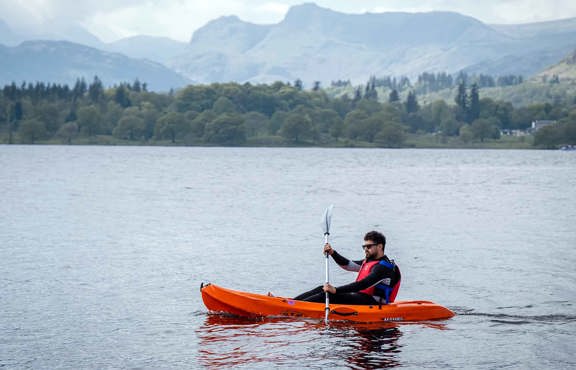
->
xmin=197 ymin=314 xmax=449 ymax=368
xmin=325 ymin=321 xmax=404 ymax=368
xmin=196 ymin=314 xmax=319 ymax=369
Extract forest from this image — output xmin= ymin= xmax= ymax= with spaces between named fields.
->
xmin=1 ymin=72 xmax=575 ymax=149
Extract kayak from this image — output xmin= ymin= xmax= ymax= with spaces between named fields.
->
xmin=200 ymin=283 xmax=455 ymax=322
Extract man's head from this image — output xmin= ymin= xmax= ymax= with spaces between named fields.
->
xmin=363 ymin=230 xmax=386 ymax=259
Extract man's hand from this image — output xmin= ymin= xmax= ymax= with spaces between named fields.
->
xmin=323 ymin=243 xmax=334 ymax=256
xmin=323 ymin=283 xmax=336 ymax=294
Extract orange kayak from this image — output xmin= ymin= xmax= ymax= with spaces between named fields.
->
xmin=201 ymin=283 xmax=455 ymax=322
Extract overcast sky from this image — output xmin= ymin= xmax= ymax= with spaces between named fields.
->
xmin=2 ymin=0 xmax=576 ymax=42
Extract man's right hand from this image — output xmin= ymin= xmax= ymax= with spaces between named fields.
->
xmin=324 ymin=243 xmax=334 ymax=256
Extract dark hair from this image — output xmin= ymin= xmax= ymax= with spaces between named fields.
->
xmin=364 ymin=230 xmax=386 ymax=247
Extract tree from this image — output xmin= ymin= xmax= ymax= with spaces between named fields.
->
xmin=344 ymin=109 xmax=370 ymax=140
xmin=455 ymin=82 xmax=467 ymax=121
xmin=353 ymin=88 xmax=362 ymax=103
xmin=405 ymin=91 xmax=419 ymax=113
xmin=138 ymin=102 xmax=160 ymax=140
xmin=269 ymin=111 xmax=288 ymax=135
xmin=418 ymin=100 xmax=456 ymax=135
xmin=470 ymin=118 xmax=500 ymax=142
xmin=364 ymin=76 xmax=378 ymax=100
xmin=113 ymin=115 xmax=146 ymax=141
xmin=88 ymin=76 xmax=104 ymax=103
xmin=374 ymin=122 xmax=406 ymax=148
xmin=313 ymin=108 xmax=342 ymax=136
xmin=189 ymin=110 xmax=216 ymax=141
xmin=19 ymin=118 xmax=46 ymax=143
xmin=155 ymin=112 xmax=187 ymax=143
xmin=212 ymin=96 xmax=237 ymax=114
xmin=36 ymin=103 xmax=62 ymax=135
xmin=72 ymin=78 xmax=87 ymax=100
xmin=359 ymin=115 xmax=386 ymax=143
xmin=176 ymin=85 xmax=216 ymax=112
xmin=388 ymin=89 xmax=400 ymax=103
xmin=280 ymin=112 xmax=313 ymax=143
xmin=77 ymin=106 xmax=102 ymax=136
xmin=114 ymin=85 xmax=131 ymax=108
xmin=533 ymin=124 xmax=562 ymax=148
xmin=294 ymin=79 xmax=303 ymax=91
xmin=533 ymin=119 xmax=576 ymax=148
xmin=56 ymin=122 xmax=78 ymax=144
xmin=13 ymin=101 xmax=24 ymax=122
xmin=203 ymin=113 xmax=246 ymax=145
xmin=243 ymin=111 xmax=270 ymax=138
xmin=467 ymin=83 xmax=480 ymax=123
xmin=102 ymin=102 xmax=124 ymax=134
xmin=459 ymin=124 xmax=473 ymax=143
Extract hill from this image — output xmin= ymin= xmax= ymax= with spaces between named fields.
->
xmin=0 ymin=41 xmax=190 ymax=91
xmin=535 ymin=49 xmax=576 ymax=81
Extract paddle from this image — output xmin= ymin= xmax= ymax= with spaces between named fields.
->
xmin=322 ymin=205 xmax=334 ymax=324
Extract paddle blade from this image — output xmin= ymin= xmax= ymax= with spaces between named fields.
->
xmin=322 ymin=205 xmax=334 ymax=235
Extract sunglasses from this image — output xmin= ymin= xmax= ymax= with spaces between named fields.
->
xmin=362 ymin=243 xmax=378 ymax=250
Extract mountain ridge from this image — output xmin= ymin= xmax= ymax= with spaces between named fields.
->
xmin=0 ymin=40 xmax=189 ymax=90
xmin=1 ymin=3 xmax=576 ymax=89
xmin=170 ymin=3 xmax=576 ymax=84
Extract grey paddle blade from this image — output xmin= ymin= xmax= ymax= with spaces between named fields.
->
xmin=322 ymin=205 xmax=334 ymax=235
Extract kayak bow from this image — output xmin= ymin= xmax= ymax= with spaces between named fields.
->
xmin=200 ymin=283 xmax=455 ymax=322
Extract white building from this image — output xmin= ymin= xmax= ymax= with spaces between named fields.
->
xmin=531 ymin=120 xmax=557 ymax=131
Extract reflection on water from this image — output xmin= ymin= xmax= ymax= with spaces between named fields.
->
xmin=197 ymin=314 xmax=319 ymax=368
xmin=328 ymin=322 xmax=403 ymax=369
xmin=197 ymin=314 xmax=448 ymax=369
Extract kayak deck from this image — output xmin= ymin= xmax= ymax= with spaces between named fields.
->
xmin=200 ymin=283 xmax=455 ymax=322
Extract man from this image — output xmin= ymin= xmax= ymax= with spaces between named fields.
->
xmin=294 ymin=230 xmax=401 ymax=305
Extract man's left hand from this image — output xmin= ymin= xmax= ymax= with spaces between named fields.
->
xmin=323 ymin=283 xmax=336 ymax=294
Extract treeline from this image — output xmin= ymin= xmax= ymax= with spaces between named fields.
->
xmin=332 ymin=71 xmax=525 ymax=94
xmin=1 ymin=77 xmax=575 ymax=148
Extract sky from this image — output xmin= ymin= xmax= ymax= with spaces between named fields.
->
xmin=2 ymin=0 xmax=576 ymax=42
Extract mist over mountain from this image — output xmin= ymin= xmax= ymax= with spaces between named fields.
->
xmin=1 ymin=3 xmax=576 ymax=89
xmin=0 ymin=20 xmax=103 ymax=47
xmin=105 ymin=36 xmax=189 ymax=65
xmin=0 ymin=19 xmax=22 ymax=46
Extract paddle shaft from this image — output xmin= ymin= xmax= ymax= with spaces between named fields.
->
xmin=322 ymin=205 xmax=333 ymax=325
xmin=324 ymin=232 xmax=330 ymax=324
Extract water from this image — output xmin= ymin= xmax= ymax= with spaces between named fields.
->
xmin=1 ymin=146 xmax=575 ymax=369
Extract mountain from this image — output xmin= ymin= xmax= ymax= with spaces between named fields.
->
xmin=170 ymin=3 xmax=576 ymax=85
xmin=170 ymin=16 xmax=273 ymax=83
xmin=2 ymin=4 xmax=576 ymax=89
xmin=105 ymin=35 xmax=189 ymax=65
xmin=490 ymin=17 xmax=576 ymax=38
xmin=463 ymin=17 xmax=576 ymax=76
xmin=535 ymin=49 xmax=576 ymax=81
xmin=0 ymin=41 xmax=189 ymax=91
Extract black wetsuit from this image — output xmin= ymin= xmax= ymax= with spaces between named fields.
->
xmin=294 ymin=250 xmax=401 ymax=305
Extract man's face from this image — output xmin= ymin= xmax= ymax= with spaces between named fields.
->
xmin=362 ymin=239 xmax=381 ymax=259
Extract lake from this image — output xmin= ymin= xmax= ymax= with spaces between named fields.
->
xmin=1 ymin=145 xmax=575 ymax=369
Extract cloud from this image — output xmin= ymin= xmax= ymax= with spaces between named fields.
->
xmin=84 ymin=0 xmax=296 ymax=42
xmin=0 ymin=0 xmax=142 ymax=31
